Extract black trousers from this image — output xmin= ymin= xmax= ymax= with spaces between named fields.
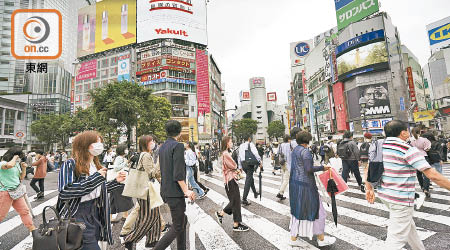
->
xmin=193 ymin=165 xmax=208 ymax=191
xmin=320 ymin=155 xmax=325 ymax=164
xmin=154 ymin=197 xmax=186 ymax=250
xmin=224 ymin=180 xmax=242 ymax=223
xmin=341 ymin=160 xmax=363 ymax=186
xmin=242 ymin=165 xmax=257 ymax=200
xmin=30 ymin=178 xmax=44 ymax=193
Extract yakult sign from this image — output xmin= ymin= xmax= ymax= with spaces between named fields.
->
xmin=137 ymin=0 xmax=207 ymax=45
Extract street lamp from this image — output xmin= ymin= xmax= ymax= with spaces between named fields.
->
xmin=359 ymin=96 xmax=368 ymax=133
xmin=314 ymin=105 xmax=321 ymax=142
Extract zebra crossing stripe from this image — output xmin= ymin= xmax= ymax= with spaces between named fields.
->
xmin=204 ymin=188 xmax=319 ymax=250
xmin=0 ymin=196 xmax=59 ymax=238
xmin=202 ymin=176 xmax=386 ymax=249
xmin=10 ymin=234 xmax=33 ymax=250
xmin=8 ymin=190 xmax=58 ymax=213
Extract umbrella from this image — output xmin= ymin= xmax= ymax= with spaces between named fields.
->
xmin=326 ymin=169 xmax=339 ymax=226
xmin=259 ymin=166 xmax=263 ymax=201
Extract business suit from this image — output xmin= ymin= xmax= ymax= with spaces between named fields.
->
xmin=154 ymin=138 xmax=187 ymax=250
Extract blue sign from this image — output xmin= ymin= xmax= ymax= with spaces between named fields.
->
xmin=336 ymin=29 xmax=385 ymax=56
xmin=334 ymin=0 xmax=354 ymax=10
xmin=345 ymin=67 xmax=374 ymax=78
xmin=294 ymin=42 xmax=311 ymax=57
xmin=428 ymin=22 xmax=450 ymax=46
xmin=142 ymin=78 xmax=197 ymax=86
xmin=308 ymin=98 xmax=315 ymax=132
xmin=400 ymin=97 xmax=405 ymax=111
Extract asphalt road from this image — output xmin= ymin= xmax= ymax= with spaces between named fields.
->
xmin=1 ymin=158 xmax=450 ymax=250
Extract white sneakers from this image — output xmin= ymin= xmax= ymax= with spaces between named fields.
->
xmin=415 ymin=192 xmax=426 ymax=210
xmin=317 ymin=236 xmax=336 ymax=247
xmin=288 ymin=238 xmax=308 ymax=247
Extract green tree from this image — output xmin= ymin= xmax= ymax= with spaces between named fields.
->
xmin=31 ymin=113 xmax=73 ymax=151
xmin=138 ymin=95 xmax=172 ymax=142
xmin=267 ymin=120 xmax=285 ymax=142
xmin=231 ymin=118 xmax=258 ymax=142
xmin=364 ymin=43 xmax=388 ymax=66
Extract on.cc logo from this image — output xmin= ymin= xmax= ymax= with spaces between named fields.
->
xmin=23 ymin=16 xmax=50 ymax=44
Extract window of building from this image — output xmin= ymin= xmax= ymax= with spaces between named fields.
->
xmin=110 ymin=67 xmax=117 ymax=76
xmin=17 ymin=111 xmax=24 ymax=120
xmin=0 ymin=108 xmax=3 ymax=135
xmin=110 ymin=57 xmax=117 ymax=66
xmin=0 ymin=61 xmax=9 ymax=64
xmin=4 ymin=109 xmax=15 ymax=135
xmin=84 ymin=83 xmax=91 ymax=93
xmin=5 ymin=2 xmax=15 ymax=6
xmin=101 ymin=59 xmax=109 ymax=68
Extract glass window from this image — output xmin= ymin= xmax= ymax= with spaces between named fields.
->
xmin=17 ymin=111 xmax=24 ymax=120
xmin=110 ymin=67 xmax=117 ymax=76
xmin=110 ymin=57 xmax=117 ymax=66
xmin=84 ymin=83 xmax=91 ymax=93
xmin=101 ymin=59 xmax=108 ymax=68
xmin=5 ymin=2 xmax=14 ymax=6
xmin=101 ymin=69 xmax=108 ymax=78
xmin=4 ymin=109 xmax=15 ymax=135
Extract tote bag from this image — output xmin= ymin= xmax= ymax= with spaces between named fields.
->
xmin=122 ymin=153 xmax=149 ymax=200
xmin=148 ymin=179 xmax=164 ymax=209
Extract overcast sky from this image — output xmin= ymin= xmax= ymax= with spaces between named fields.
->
xmin=206 ymin=0 xmax=450 ymax=109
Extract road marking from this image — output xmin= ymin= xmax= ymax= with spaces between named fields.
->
xmin=8 ymin=190 xmax=58 ymax=213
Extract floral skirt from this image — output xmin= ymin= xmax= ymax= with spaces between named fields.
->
xmin=289 ymin=198 xmax=326 ymax=240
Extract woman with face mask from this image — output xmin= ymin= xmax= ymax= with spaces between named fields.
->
xmin=54 ymin=131 xmax=126 ymax=250
xmin=110 ymin=144 xmax=134 ymax=223
xmin=121 ymin=135 xmax=163 ymax=250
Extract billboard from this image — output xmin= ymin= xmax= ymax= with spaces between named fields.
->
xmin=137 ymin=0 xmax=207 ymax=45
xmin=290 ymin=40 xmax=313 ymax=66
xmin=196 ymin=49 xmax=210 ymax=134
xmin=117 ymin=53 xmax=130 ymax=81
xmin=267 ymin=92 xmax=277 ymax=102
xmin=336 ymin=0 xmax=379 ymax=31
xmin=406 ymin=67 xmax=416 ymax=102
xmin=360 ymin=82 xmax=391 ymax=116
xmin=427 ymin=16 xmax=450 ymax=52
xmin=75 ymin=59 xmax=97 ymax=82
xmin=333 ymin=82 xmax=349 ymax=131
xmin=337 ymin=41 xmax=388 ymax=79
xmin=240 ymin=91 xmax=250 ymax=102
xmin=77 ymin=5 xmax=96 ymax=57
xmin=413 ymin=110 xmax=437 ymax=122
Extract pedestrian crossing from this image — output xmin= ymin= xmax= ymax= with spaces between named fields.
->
xmin=1 ymin=159 xmax=450 ymax=249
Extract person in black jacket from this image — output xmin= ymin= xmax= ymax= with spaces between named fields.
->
xmin=154 ymin=120 xmax=195 ymax=250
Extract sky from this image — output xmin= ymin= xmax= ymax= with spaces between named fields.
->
xmin=206 ymin=0 xmax=450 ymax=109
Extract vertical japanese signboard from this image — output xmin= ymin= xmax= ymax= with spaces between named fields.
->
xmin=302 ymin=70 xmax=308 ymax=94
xmin=196 ymin=49 xmax=210 ymax=135
xmin=333 ymin=82 xmax=349 ymax=131
xmin=406 ymin=67 xmax=416 ymax=103
xmin=117 ymin=53 xmax=130 ymax=81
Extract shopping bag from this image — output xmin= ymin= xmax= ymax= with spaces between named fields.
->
xmin=329 ymin=157 xmax=343 ymax=173
xmin=148 ymin=179 xmax=164 ymax=209
xmin=122 ymin=154 xmax=149 ymax=200
xmin=318 ymin=168 xmax=348 ymax=196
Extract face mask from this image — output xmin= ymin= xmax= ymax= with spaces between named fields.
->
xmin=124 ymin=149 xmax=129 ymax=155
xmin=150 ymin=142 xmax=156 ymax=150
xmin=89 ymin=142 xmax=104 ymax=156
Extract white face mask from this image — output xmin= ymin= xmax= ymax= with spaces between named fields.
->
xmin=124 ymin=149 xmax=129 ymax=155
xmin=150 ymin=142 xmax=156 ymax=151
xmin=89 ymin=142 xmax=104 ymax=156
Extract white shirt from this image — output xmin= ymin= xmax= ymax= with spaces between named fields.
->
xmin=184 ymin=149 xmax=197 ymax=167
xmin=238 ymin=141 xmax=261 ymax=169
xmin=279 ymin=142 xmax=293 ymax=171
xmin=80 ymin=162 xmax=102 ymax=203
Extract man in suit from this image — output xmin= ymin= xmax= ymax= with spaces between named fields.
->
xmin=154 ymin=120 xmax=195 ymax=250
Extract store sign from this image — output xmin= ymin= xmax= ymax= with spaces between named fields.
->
xmin=333 ymin=82 xmax=349 ymax=131
xmin=240 ymin=91 xmax=250 ymax=101
xmin=141 ymin=48 xmax=161 ymax=60
xmin=336 ymin=29 xmax=384 ymax=55
xmin=440 ymin=106 xmax=450 ymax=117
xmin=162 ymin=65 xmax=195 ymax=74
xmin=75 ymin=59 xmax=97 ymax=81
xmin=362 ymin=118 xmax=392 ymax=130
xmin=137 ymin=67 xmax=161 ymax=76
xmin=407 ymin=67 xmax=416 ymax=102
xmin=118 ymin=53 xmax=130 ymax=81
xmin=427 ymin=16 xmax=450 ymax=52
xmin=142 ymin=77 xmax=196 ymax=86
xmin=252 ymin=78 xmax=263 ymax=86
xmin=294 ymin=42 xmax=311 ymax=57
xmin=172 ymin=48 xmax=196 ymax=60
xmin=413 ymin=110 xmax=437 ymax=122
xmin=334 ymin=0 xmax=354 ymax=10
xmin=141 ymin=71 xmax=166 ymax=82
xmin=267 ymin=92 xmax=277 ymax=102
xmin=141 ymin=58 xmax=162 ymax=69
xmin=302 ymin=70 xmax=308 ymax=94
xmin=336 ymin=0 xmax=379 ymax=31
xmin=166 ymin=58 xmax=191 ymax=68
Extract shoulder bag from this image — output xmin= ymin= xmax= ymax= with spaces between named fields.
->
xmin=244 ymin=143 xmax=259 ymax=167
xmin=32 ymin=205 xmax=85 ymax=250
xmin=122 ymin=152 xmax=150 ymax=200
xmin=148 ymin=179 xmax=164 ymax=209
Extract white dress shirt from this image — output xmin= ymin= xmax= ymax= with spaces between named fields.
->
xmin=238 ymin=141 xmax=261 ymax=169
xmin=184 ymin=149 xmax=197 ymax=167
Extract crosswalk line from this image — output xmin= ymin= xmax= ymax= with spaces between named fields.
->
xmin=0 ymin=196 xmax=59 ymax=238
xmin=8 ymin=190 xmax=58 ymax=213
xmin=202 ymin=176 xmax=386 ymax=249
xmin=202 ymin=174 xmax=437 ymax=241
xmin=204 ymin=187 xmax=319 ymax=250
xmin=10 ymin=234 xmax=33 ymax=250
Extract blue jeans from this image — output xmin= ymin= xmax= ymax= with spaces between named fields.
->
xmin=432 ymin=162 xmax=442 ymax=174
xmin=187 ymin=166 xmax=204 ymax=197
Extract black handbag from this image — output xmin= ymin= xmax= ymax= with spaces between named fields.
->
xmin=32 ymin=206 xmax=85 ymax=250
xmin=244 ymin=143 xmax=259 ymax=167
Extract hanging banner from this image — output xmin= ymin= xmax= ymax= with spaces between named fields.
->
xmin=413 ymin=110 xmax=437 ymax=122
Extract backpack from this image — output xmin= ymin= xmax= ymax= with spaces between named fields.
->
xmin=360 ymin=142 xmax=370 ymax=157
xmin=322 ymin=144 xmax=330 ymax=153
xmin=337 ymin=141 xmax=352 ymax=159
xmin=427 ymin=141 xmax=442 ymax=164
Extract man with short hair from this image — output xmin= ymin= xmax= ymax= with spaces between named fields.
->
xmin=154 ymin=120 xmax=195 ymax=250
xmin=238 ymin=134 xmax=261 ymax=206
xmin=338 ymin=131 xmax=365 ymax=193
xmin=366 ymin=120 xmax=450 ymax=250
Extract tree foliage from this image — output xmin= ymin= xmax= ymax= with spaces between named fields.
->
xmin=231 ymin=118 xmax=258 ymax=142
xmin=31 ymin=113 xmax=73 ymax=151
xmin=267 ymin=120 xmax=285 ymax=141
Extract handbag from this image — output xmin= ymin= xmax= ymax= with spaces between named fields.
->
xmin=318 ymin=168 xmax=348 ymax=196
xmin=122 ymin=153 xmax=150 ymax=200
xmin=148 ymin=179 xmax=164 ymax=209
xmin=32 ymin=205 xmax=85 ymax=250
xmin=244 ymin=143 xmax=259 ymax=167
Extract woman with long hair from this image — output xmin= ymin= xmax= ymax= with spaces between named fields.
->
xmin=215 ymin=136 xmax=249 ymax=232
xmin=121 ymin=135 xmax=163 ymax=250
xmin=184 ymin=142 xmax=206 ymax=199
xmin=189 ymin=142 xmax=209 ymax=193
xmin=0 ymin=147 xmax=35 ymax=232
xmin=289 ymin=131 xmax=335 ymax=247
xmin=110 ymin=144 xmax=134 ymax=222
xmin=56 ymin=131 xmax=126 ymax=250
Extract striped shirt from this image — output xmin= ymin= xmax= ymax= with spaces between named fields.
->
xmin=378 ymin=137 xmax=431 ymax=206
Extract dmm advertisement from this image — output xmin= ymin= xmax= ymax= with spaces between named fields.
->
xmin=94 ymin=0 xmax=136 ymax=53
xmin=336 ymin=0 xmax=379 ymax=31
xmin=137 ymin=0 xmax=207 ymax=45
xmin=360 ymin=82 xmax=391 ymax=116
xmin=337 ymin=41 xmax=388 ymax=78
xmin=75 ymin=59 xmax=97 ymax=82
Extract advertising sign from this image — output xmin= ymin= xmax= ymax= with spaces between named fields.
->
xmin=240 ymin=91 xmax=250 ymax=102
xmin=427 ymin=16 xmax=450 ymax=52
xmin=117 ymin=53 xmax=130 ymax=81
xmin=267 ymin=92 xmax=277 ymax=102
xmin=360 ymin=82 xmax=391 ymax=116
xmin=290 ymin=40 xmax=313 ymax=66
xmin=172 ymin=48 xmax=196 ymax=60
xmin=75 ymin=59 xmax=97 ymax=81
xmin=196 ymin=49 xmax=210 ymax=130
xmin=166 ymin=58 xmax=191 ymax=68
xmin=334 ymin=0 xmax=354 ymax=10
xmin=302 ymin=70 xmax=308 ymax=94
xmin=141 ymin=58 xmax=162 ymax=70
xmin=94 ymin=0 xmax=136 ymax=53
xmin=137 ymin=0 xmax=208 ymax=45
xmin=77 ymin=5 xmax=96 ymax=57
xmin=406 ymin=67 xmax=416 ymax=102
xmin=140 ymin=48 xmax=161 ymax=60
xmin=336 ymin=29 xmax=385 ymax=56
xmin=413 ymin=110 xmax=437 ymax=122
xmin=336 ymin=0 xmax=379 ymax=31
xmin=337 ymin=41 xmax=388 ymax=78
xmin=333 ymin=82 xmax=349 ymax=131
xmin=440 ymin=106 xmax=450 ymax=117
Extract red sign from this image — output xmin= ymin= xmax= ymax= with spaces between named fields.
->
xmin=252 ymin=78 xmax=263 ymax=85
xmin=406 ymin=67 xmax=416 ymax=102
xmin=196 ymin=49 xmax=210 ymax=114
xmin=267 ymin=92 xmax=277 ymax=102
xmin=141 ymin=71 xmax=167 ymax=82
xmin=166 ymin=58 xmax=191 ymax=68
xmin=76 ymin=59 xmax=97 ymax=82
xmin=137 ymin=67 xmax=161 ymax=76
xmin=333 ymin=82 xmax=349 ymax=131
xmin=141 ymin=59 xmax=162 ymax=70
xmin=440 ymin=107 xmax=450 ymax=117
xmin=302 ymin=70 xmax=308 ymax=94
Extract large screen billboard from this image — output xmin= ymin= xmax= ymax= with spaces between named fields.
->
xmin=137 ymin=0 xmax=207 ymax=45
xmin=77 ymin=0 xmax=136 ymax=57
xmin=337 ymin=41 xmax=388 ymax=79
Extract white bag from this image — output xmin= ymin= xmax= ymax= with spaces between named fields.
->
xmin=148 ymin=179 xmax=164 ymax=209
xmin=329 ymin=157 xmax=343 ymax=173
xmin=106 ymin=167 xmax=128 ymax=183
